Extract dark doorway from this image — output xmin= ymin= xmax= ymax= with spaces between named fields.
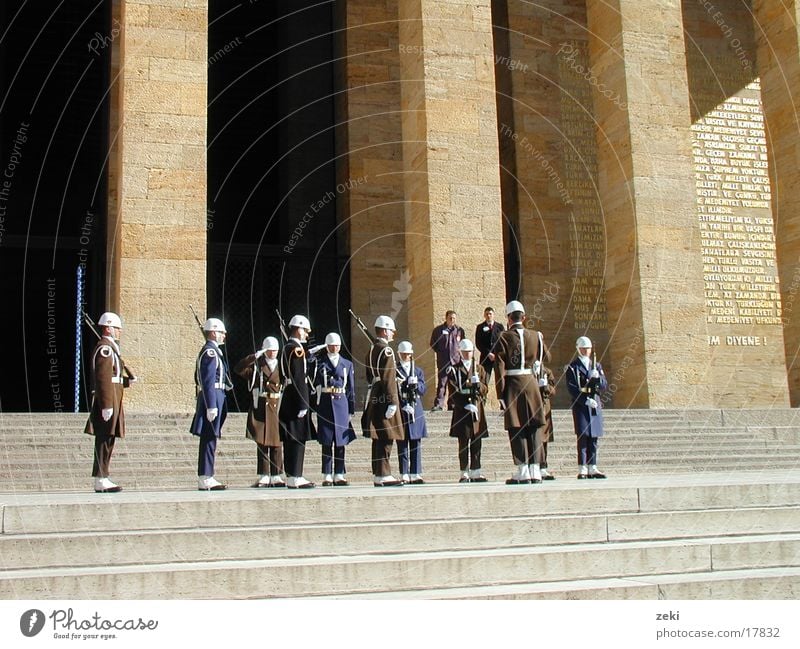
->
xmin=208 ymin=1 xmax=347 ymax=410
xmin=0 ymin=1 xmax=109 ymax=412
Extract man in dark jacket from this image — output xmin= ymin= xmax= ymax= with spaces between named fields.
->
xmin=278 ymin=314 xmax=317 ymax=488
xmin=429 ymin=310 xmax=465 ymax=411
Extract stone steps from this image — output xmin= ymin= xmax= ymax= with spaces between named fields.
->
xmin=2 ymin=532 xmax=798 ymax=599
xmin=2 ymin=472 xmax=798 ymax=598
xmin=313 ymin=567 xmax=800 ymax=599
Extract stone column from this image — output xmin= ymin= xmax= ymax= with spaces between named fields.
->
xmin=337 ymin=0 xmax=407 ymax=371
xmin=753 ymin=0 xmax=800 ymax=405
xmin=398 ymin=0 xmax=507 ymax=405
xmin=108 ymin=1 xmax=208 ymax=410
xmin=586 ymin=0 xmax=710 ymax=406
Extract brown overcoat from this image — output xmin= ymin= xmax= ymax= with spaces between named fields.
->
xmin=494 ymin=324 xmax=550 ymax=430
xmin=234 ymin=353 xmax=282 ymax=446
xmin=447 ymin=360 xmax=489 ymax=440
xmin=360 ymin=339 xmax=404 ymax=441
xmin=84 ymin=337 xmax=126 ymax=438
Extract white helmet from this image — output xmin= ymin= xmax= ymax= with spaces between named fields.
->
xmin=459 ymin=339 xmax=474 ymax=352
xmin=203 ymin=318 xmax=226 ymax=333
xmin=262 ymin=336 xmax=279 ymax=351
xmin=397 ymin=341 xmax=414 ymax=354
xmin=325 ymin=332 xmax=341 ymax=346
xmin=288 ymin=314 xmax=311 ymax=331
xmin=506 ymin=300 xmax=525 ymax=315
xmin=576 ymin=336 xmax=592 ymax=349
xmin=374 ymin=315 xmax=396 ymax=331
xmin=97 ymin=312 xmax=122 ymax=329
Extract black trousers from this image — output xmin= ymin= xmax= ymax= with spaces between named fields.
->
xmin=92 ymin=435 xmax=116 ymax=477
xmin=457 ymin=435 xmax=482 ymax=471
xmin=283 ymin=436 xmax=306 ymax=478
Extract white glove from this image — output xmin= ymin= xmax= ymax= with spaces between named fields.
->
xmin=585 ymin=397 xmax=598 ymax=409
xmin=407 ymin=376 xmax=418 ymax=386
xmin=297 ymin=409 xmax=308 ymax=418
xmin=470 ymin=375 xmax=480 ymax=385
xmin=254 ymin=348 xmax=266 ymax=359
xmin=402 ymin=404 xmax=415 ymax=415
xmin=101 ymin=408 xmax=113 ymax=422
xmin=308 ymin=344 xmax=325 ymax=355
xmin=465 ymin=403 xmax=479 ymax=420
xmin=385 ymin=404 xmax=397 ymax=419
xmin=499 ymin=399 xmax=507 ymax=411
xmin=206 ymin=408 xmax=218 ymax=422
xmin=590 ymin=369 xmax=600 ymax=379
xmin=539 ymin=377 xmax=548 ymax=387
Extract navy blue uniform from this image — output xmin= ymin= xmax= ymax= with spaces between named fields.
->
xmin=396 ymin=362 xmax=428 ymax=476
xmin=566 ymin=358 xmax=608 ymax=467
xmin=314 ymin=354 xmax=356 ymax=476
xmin=190 ymin=340 xmax=229 ymax=476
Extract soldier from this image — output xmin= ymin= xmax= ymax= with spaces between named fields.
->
xmin=396 ymin=341 xmax=428 ymax=484
xmin=278 ymin=314 xmax=316 ymax=488
xmin=566 ymin=336 xmax=608 ymax=479
xmin=360 ymin=315 xmax=404 ymax=486
xmin=233 ymin=336 xmax=285 ymax=488
xmin=313 ymin=332 xmax=356 ymax=486
xmin=448 ymin=339 xmax=489 ymax=483
xmin=429 ymin=310 xmax=465 ymax=411
xmin=84 ymin=311 xmax=132 ymax=493
xmin=494 ymin=300 xmax=550 ymax=484
xmin=474 ymin=306 xmax=504 ymax=385
xmin=538 ymin=365 xmax=557 ymax=480
xmin=190 ymin=318 xmax=230 ymax=491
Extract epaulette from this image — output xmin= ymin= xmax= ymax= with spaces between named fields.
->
xmin=384 ymin=347 xmax=393 ymax=357
xmin=205 ymin=348 xmax=216 ymax=357
xmin=294 ymin=347 xmax=305 ymax=358
xmin=99 ymin=346 xmax=112 ymax=358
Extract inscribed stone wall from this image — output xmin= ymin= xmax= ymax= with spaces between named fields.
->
xmin=684 ymin=0 xmax=790 ymax=404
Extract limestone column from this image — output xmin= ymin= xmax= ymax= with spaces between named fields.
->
xmin=753 ymin=0 xmax=800 ymax=405
xmin=337 ymin=1 xmax=407 ymax=371
xmin=108 ymin=1 xmax=208 ymax=410
xmin=398 ymin=0 xmax=507 ymax=405
xmin=586 ymin=0 xmax=710 ymax=406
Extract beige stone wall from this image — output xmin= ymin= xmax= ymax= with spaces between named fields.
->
xmin=397 ymin=0 xmax=507 ymax=405
xmin=753 ymin=0 xmax=800 ymax=405
xmin=110 ymin=0 xmax=208 ymax=411
xmin=587 ymin=0 xmax=711 ymax=407
xmin=338 ymin=0 xmax=408 ymax=376
xmin=500 ymin=0 xmax=612 ymax=407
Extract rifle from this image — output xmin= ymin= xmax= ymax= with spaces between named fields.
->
xmin=348 ymin=309 xmax=377 ymax=345
xmin=82 ymin=310 xmax=137 ymax=383
xmin=188 ymin=305 xmax=239 ymax=410
xmin=275 ymin=308 xmax=289 ymax=342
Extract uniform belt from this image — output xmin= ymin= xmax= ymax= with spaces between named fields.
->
xmin=457 ymin=388 xmax=472 ymax=395
xmin=111 ymin=377 xmax=123 ymax=384
xmin=580 ymin=387 xmax=593 ymax=394
xmin=213 ymin=382 xmax=226 ymax=389
xmin=264 ymin=392 xmax=282 ymax=399
xmin=321 ymin=387 xmax=346 ymax=394
xmin=504 ymin=369 xmax=533 ymax=376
